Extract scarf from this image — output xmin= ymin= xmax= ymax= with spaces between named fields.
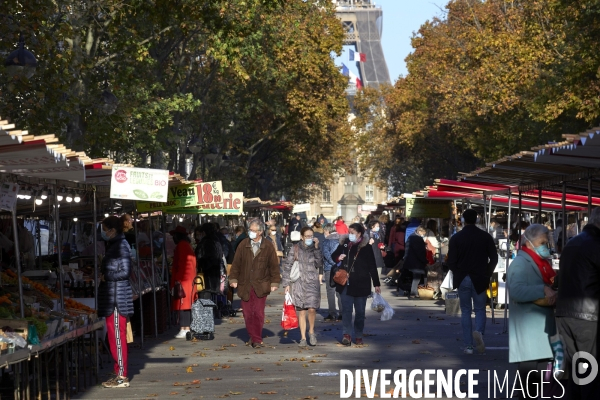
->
xmin=520 ymin=245 xmax=556 ymax=285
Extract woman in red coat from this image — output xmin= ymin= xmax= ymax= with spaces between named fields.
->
xmin=169 ymin=226 xmax=197 ymax=338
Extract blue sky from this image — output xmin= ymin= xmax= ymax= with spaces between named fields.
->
xmin=335 ymin=0 xmax=446 ymax=84
xmin=378 ymin=0 xmax=446 ymax=82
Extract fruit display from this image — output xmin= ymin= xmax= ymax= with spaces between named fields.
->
xmin=1 ymin=268 xmax=99 ymax=345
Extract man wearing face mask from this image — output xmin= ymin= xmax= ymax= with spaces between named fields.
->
xmin=229 ymin=219 xmax=281 ymax=348
xmin=446 ymin=209 xmax=498 ymax=355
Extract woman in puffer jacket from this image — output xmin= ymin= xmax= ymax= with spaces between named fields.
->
xmin=98 ymin=215 xmax=134 ymax=388
xmin=281 ymin=227 xmax=323 ymax=347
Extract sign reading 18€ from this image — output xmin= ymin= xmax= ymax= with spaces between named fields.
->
xmin=110 ymin=166 xmax=170 ymax=202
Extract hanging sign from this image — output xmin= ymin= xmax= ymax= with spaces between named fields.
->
xmin=0 ymin=183 xmax=19 ymax=212
xmin=405 ymin=198 xmax=452 ymax=219
xmin=136 ymin=181 xmax=223 ymax=212
xmin=110 ymin=166 xmax=170 ymax=202
xmin=164 ymin=192 xmax=244 ymax=215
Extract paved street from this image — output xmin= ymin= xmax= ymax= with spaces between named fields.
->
xmin=75 ymin=282 xmax=514 ymax=399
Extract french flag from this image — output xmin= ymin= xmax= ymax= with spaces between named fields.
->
xmin=349 ymin=49 xmax=366 ymax=63
xmin=342 ymin=63 xmax=363 ymax=89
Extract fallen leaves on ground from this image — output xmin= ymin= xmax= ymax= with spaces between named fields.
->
xmin=186 ymin=366 xmax=194 ymax=373
xmin=146 ymin=394 xmax=158 ymax=397
xmin=222 ymin=364 xmax=231 ymax=369
xmin=229 ymin=391 xmax=243 ymax=395
xmin=313 ymin=354 xmax=328 ymax=357
xmin=252 ymin=367 xmax=263 ymax=372
xmin=169 ymin=392 xmax=178 ymax=395
xmin=206 ymin=377 xmax=223 ymax=381
xmin=212 ymin=363 xmax=220 ymax=367
xmin=259 ymin=391 xmax=278 ymax=394
xmin=169 ymin=346 xmax=175 ymax=351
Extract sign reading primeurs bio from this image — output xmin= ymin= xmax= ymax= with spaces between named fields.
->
xmin=110 ymin=166 xmax=170 ymax=202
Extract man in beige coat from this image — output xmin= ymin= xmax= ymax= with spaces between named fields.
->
xmin=229 ymin=219 xmax=281 ymax=348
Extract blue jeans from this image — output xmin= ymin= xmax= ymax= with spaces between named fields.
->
xmin=458 ymin=275 xmax=487 ymax=346
xmin=340 ymin=286 xmax=368 ymax=338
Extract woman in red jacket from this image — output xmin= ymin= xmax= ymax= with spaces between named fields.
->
xmin=169 ymin=226 xmax=197 ymax=338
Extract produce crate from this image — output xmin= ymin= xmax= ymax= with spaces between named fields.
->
xmin=0 ymin=319 xmax=29 ymax=341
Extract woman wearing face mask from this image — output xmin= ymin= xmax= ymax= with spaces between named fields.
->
xmin=331 ymin=223 xmax=381 ymax=346
xmin=170 ymin=226 xmax=197 ymax=338
xmin=97 ymin=216 xmax=134 ymax=388
xmin=507 ymin=224 xmax=557 ymax=399
xmin=266 ymin=225 xmax=284 ymax=262
xmin=367 ymin=221 xmax=385 ymax=273
xmin=281 ymin=227 xmax=323 ymax=347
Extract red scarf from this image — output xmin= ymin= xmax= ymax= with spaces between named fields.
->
xmin=520 ymin=245 xmax=556 ymax=285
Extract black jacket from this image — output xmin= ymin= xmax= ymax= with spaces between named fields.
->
xmin=446 ymin=224 xmax=498 ymax=294
xmin=331 ymin=236 xmax=381 ymax=297
xmin=97 ymin=234 xmax=134 ymax=318
xmin=404 ymin=234 xmax=427 ymax=272
xmin=556 ymin=224 xmax=600 ymax=321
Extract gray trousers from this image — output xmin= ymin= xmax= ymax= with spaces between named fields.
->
xmin=323 ymin=270 xmax=342 ymax=316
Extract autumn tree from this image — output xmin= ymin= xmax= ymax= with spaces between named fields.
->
xmin=355 ymin=0 xmax=600 ymax=195
xmin=0 ymin=0 xmax=350 ymax=201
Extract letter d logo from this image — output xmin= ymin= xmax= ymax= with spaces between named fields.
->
xmin=572 ymin=351 xmax=598 ymax=386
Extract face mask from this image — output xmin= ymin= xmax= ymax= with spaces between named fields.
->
xmin=249 ymin=231 xmax=258 ymax=240
xmin=101 ymin=229 xmax=111 ymax=241
xmin=270 ymin=231 xmax=277 ymax=236
xmin=373 ymin=227 xmax=380 ymax=232
xmin=305 ymin=239 xmax=313 ymax=246
xmin=535 ymin=245 xmax=551 ymax=258
xmin=155 ymin=238 xmax=164 ymax=245
xmin=460 ymin=217 xmax=465 ymax=225
xmin=526 ymin=236 xmax=551 ymax=258
xmin=348 ymin=234 xmax=357 ymax=242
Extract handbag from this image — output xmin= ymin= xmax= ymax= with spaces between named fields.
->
xmin=194 ymin=273 xmax=205 ymax=292
xmin=290 ymin=245 xmax=300 ymax=283
xmin=333 ymin=246 xmax=361 ymax=286
xmin=171 ymin=281 xmax=186 ymax=299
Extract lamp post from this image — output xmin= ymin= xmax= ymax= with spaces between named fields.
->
xmin=4 ymin=33 xmax=37 ymax=79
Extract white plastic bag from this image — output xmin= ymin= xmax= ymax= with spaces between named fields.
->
xmin=441 ymin=270 xmax=454 ymax=290
xmin=371 ymin=293 xmax=394 ymax=321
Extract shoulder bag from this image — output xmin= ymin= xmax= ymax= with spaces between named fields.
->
xmin=290 ymin=245 xmax=300 ymax=283
xmin=333 ymin=246 xmax=361 ymax=286
xmin=171 ymin=280 xmax=186 ymax=299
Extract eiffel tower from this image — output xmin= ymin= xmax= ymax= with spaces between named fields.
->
xmin=335 ymin=0 xmax=391 ymax=91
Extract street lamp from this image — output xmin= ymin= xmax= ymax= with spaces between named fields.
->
xmin=4 ymin=33 xmax=37 ymax=79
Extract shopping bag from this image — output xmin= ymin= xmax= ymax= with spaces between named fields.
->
xmin=281 ymin=293 xmax=298 ymax=330
xmin=441 ymin=270 xmax=454 ymax=290
xmin=126 ymin=320 xmax=134 ymax=343
xmin=371 ymin=292 xmax=394 ymax=321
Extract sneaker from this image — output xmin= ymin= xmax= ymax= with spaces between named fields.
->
xmin=355 ymin=338 xmax=364 ymax=345
xmin=382 ymin=277 xmax=392 ymax=284
xmin=309 ymin=333 xmax=317 ymax=346
xmin=175 ymin=330 xmax=188 ymax=339
xmin=298 ymin=339 xmax=307 ymax=347
xmin=341 ymin=334 xmax=351 ymax=346
xmin=102 ymin=376 xmax=130 ymax=388
xmin=251 ymin=341 xmax=264 ymax=348
xmin=324 ymin=314 xmax=335 ymax=322
xmin=464 ymin=346 xmax=474 ymax=355
xmin=473 ymin=331 xmax=485 ymax=354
